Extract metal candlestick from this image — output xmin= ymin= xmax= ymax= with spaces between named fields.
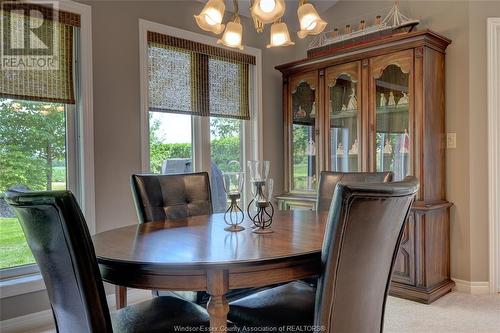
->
xmin=224 ymin=192 xmax=245 ymax=232
xmin=247 ymin=180 xmax=275 ymax=234
xmin=223 ymin=170 xmax=245 ymax=232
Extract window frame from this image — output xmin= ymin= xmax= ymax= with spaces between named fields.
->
xmin=139 ymin=19 xmax=263 ymax=202
xmin=0 ymin=0 xmax=94 ymax=296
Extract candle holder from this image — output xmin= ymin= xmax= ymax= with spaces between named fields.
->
xmin=247 ymin=177 xmax=274 ymax=234
xmin=247 ymin=160 xmax=270 ymax=183
xmin=223 ymin=171 xmax=245 ymax=232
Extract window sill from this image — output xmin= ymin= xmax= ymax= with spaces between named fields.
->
xmin=0 ymin=274 xmax=46 ymax=299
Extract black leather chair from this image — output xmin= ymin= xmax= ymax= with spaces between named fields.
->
xmin=228 ymin=177 xmax=418 ymax=333
xmin=301 ymin=171 xmax=394 ymax=287
xmin=131 ymin=172 xmax=213 ymax=223
xmin=5 ymin=190 xmax=210 ymax=333
xmin=130 ymin=172 xmax=213 ymax=303
xmin=130 ymin=172 xmax=264 ymax=305
xmin=316 ymin=171 xmax=393 ymax=211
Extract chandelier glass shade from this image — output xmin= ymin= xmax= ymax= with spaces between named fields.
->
xmin=297 ymin=3 xmax=327 ymax=38
xmin=250 ymin=0 xmax=285 ymax=24
xmin=217 ymin=16 xmax=244 ymax=50
xmin=195 ymin=0 xmax=327 ymax=49
xmin=194 ymin=0 xmax=226 ymax=34
xmin=267 ymin=22 xmax=295 ymax=48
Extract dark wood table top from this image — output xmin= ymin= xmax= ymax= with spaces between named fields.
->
xmin=93 ymin=210 xmax=328 ymax=269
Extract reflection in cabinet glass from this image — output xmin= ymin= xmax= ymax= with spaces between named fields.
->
xmin=291 ymin=81 xmax=317 ymax=192
xmin=329 ymin=74 xmax=359 ymax=172
xmin=375 ymin=64 xmax=410 ymax=180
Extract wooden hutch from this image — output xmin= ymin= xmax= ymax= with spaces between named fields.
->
xmin=275 ymin=30 xmax=453 ymax=303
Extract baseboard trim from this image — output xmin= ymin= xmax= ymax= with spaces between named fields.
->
xmin=452 ymin=278 xmax=490 ymax=294
xmin=390 ymin=279 xmax=454 ymax=304
xmin=0 ymin=289 xmax=151 ymax=333
xmin=0 ymin=308 xmax=53 ymax=333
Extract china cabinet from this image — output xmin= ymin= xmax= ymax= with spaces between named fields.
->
xmin=276 ymin=30 xmax=453 ymax=303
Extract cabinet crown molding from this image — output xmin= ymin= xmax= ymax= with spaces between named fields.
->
xmin=275 ymin=30 xmax=451 ymax=76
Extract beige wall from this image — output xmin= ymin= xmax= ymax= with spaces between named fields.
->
xmin=1 ymin=0 xmax=498 ymax=322
xmin=0 ymin=0 xmax=294 ymax=320
xmin=468 ymin=1 xmax=500 ymax=281
xmin=83 ymin=0 xmax=295 ymax=235
xmin=292 ymin=0 xmax=499 ymax=282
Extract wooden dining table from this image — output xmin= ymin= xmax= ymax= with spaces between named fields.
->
xmin=93 ymin=210 xmax=328 ymax=332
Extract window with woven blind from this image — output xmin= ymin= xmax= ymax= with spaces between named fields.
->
xmin=0 ymin=2 xmax=90 ymax=273
xmin=0 ymin=3 xmax=80 ymax=104
xmin=147 ymin=31 xmax=255 ymax=120
xmin=145 ymin=28 xmax=258 ymax=213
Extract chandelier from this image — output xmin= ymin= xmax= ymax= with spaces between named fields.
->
xmin=194 ymin=0 xmax=327 ymax=50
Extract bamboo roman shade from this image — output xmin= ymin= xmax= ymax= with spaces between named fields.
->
xmin=0 ymin=4 xmax=80 ymax=104
xmin=148 ymin=31 xmax=255 ymax=120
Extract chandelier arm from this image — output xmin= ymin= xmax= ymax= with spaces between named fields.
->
xmin=233 ymin=0 xmax=239 ymax=18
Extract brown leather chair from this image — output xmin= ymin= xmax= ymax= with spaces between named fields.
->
xmin=228 ymin=177 xmax=418 ymax=333
xmin=131 ymin=172 xmax=213 ymax=223
xmin=5 ymin=190 xmax=210 ymax=333
xmin=316 ymin=171 xmax=393 ymax=211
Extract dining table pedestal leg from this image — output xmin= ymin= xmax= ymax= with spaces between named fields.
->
xmin=207 ymin=270 xmax=229 ymax=332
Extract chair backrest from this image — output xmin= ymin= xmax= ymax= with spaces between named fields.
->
xmin=131 ymin=172 xmax=213 ymax=223
xmin=316 ymin=171 xmax=393 ymax=212
xmin=314 ymin=177 xmax=418 ymax=333
xmin=5 ymin=190 xmax=112 ymax=333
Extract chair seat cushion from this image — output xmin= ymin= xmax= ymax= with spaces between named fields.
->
xmin=111 ymin=296 xmax=209 ymax=333
xmin=228 ymin=281 xmax=316 ymax=330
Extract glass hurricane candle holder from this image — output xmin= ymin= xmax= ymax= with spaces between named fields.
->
xmin=247 ymin=177 xmax=275 ymax=234
xmin=247 ymin=160 xmax=270 ymax=182
xmin=223 ymin=171 xmax=245 ymax=232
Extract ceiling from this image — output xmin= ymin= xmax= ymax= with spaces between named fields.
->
xmin=196 ymin=0 xmax=338 ymax=22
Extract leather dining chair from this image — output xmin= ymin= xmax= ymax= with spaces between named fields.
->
xmin=228 ymin=177 xmax=419 ymax=333
xmin=131 ymin=172 xmax=213 ymax=223
xmin=5 ymin=190 xmax=210 ymax=333
xmin=316 ymin=171 xmax=393 ymax=212
xmin=130 ymin=172 xmax=213 ymax=304
xmin=130 ymin=172 xmax=270 ymax=305
xmin=301 ymin=171 xmax=393 ymax=287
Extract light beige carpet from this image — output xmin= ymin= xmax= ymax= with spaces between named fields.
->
xmin=35 ymin=292 xmax=500 ymax=333
xmin=384 ymin=292 xmax=500 ymax=332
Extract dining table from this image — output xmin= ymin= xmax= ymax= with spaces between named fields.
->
xmin=92 ymin=210 xmax=328 ymax=332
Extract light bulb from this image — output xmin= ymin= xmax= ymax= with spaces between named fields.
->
xmin=204 ymin=8 xmax=222 ymax=26
xmin=259 ymin=0 xmax=276 ymax=13
xmin=194 ymin=0 xmax=225 ymax=34
xmin=225 ymin=31 xmax=242 ymax=46
xmin=297 ymin=3 xmax=327 ymax=38
xmin=272 ymin=32 xmax=286 ymax=45
xmin=251 ymin=0 xmax=285 ymax=24
xmin=301 ymin=14 xmax=318 ymax=31
xmin=218 ymin=17 xmax=244 ymax=50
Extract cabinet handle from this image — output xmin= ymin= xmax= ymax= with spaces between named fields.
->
xmin=315 ymin=129 xmax=320 ymax=136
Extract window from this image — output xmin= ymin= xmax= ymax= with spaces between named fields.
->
xmin=0 ymin=100 xmax=72 ymax=270
xmin=0 ymin=2 xmax=92 ymax=278
xmin=141 ymin=22 xmax=261 ymax=213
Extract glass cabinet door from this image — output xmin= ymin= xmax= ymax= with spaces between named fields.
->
xmin=370 ymin=50 xmax=413 ymax=180
xmin=289 ymin=72 xmax=318 ymax=192
xmin=325 ymin=62 xmax=361 ymax=172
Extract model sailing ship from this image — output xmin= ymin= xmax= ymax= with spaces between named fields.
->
xmin=308 ymin=2 xmax=419 ymax=57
